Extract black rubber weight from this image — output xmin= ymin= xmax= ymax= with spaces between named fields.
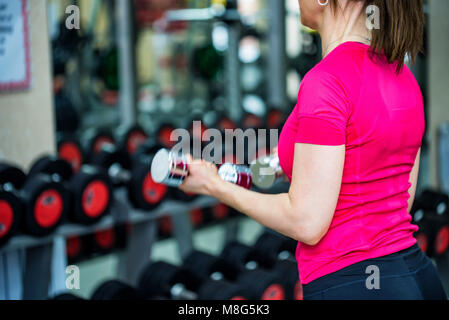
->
xmin=91 ymin=280 xmax=141 ymax=300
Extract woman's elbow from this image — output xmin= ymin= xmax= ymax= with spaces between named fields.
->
xmin=292 ymin=219 xmax=327 ymax=246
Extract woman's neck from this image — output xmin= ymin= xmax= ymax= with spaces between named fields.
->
xmin=318 ymin=2 xmax=372 ymax=58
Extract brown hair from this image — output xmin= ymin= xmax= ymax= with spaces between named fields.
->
xmin=330 ymin=0 xmax=425 ymax=73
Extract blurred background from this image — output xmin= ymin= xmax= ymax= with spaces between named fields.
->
xmin=0 ymin=0 xmax=448 ymax=300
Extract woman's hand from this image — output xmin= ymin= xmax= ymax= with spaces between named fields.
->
xmin=179 ymin=155 xmax=221 ymax=196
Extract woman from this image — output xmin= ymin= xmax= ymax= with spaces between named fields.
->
xmin=179 ymin=0 xmax=447 ymax=300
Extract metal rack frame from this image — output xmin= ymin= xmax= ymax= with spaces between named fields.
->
xmin=0 ymin=189 xmax=241 ymax=300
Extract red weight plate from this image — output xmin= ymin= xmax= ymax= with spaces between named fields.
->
xmin=82 ymin=180 xmax=110 ymax=218
xmin=242 ymin=114 xmax=263 ymax=129
xmin=0 ymin=200 xmax=13 ymax=238
xmin=435 ymin=226 xmax=449 ymax=255
xmin=294 ymin=280 xmax=303 ymax=300
xmin=66 ymin=236 xmax=81 ymax=258
xmin=416 ymin=233 xmax=428 ymax=253
xmin=267 ymin=110 xmax=283 ymax=129
xmin=159 ymin=216 xmax=173 ymax=234
xmin=58 ymin=142 xmax=83 ymax=173
xmin=261 ymin=284 xmax=285 ymax=300
xmin=212 ymin=203 xmax=229 ymax=220
xmin=189 ymin=123 xmax=208 ymax=141
xmin=93 ymin=136 xmax=115 ymax=154
xmin=34 ymin=189 xmax=63 ymax=228
xmin=190 ymin=208 xmax=204 ymax=226
xmin=217 ymin=118 xmax=237 ymax=131
xmin=95 ymin=229 xmax=116 ymax=249
xmin=158 ymin=127 xmax=175 ymax=148
xmin=126 ymin=131 xmax=148 ymax=155
xmin=142 ymin=173 xmax=168 ymax=204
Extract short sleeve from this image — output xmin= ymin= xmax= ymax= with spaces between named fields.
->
xmin=296 ymin=71 xmax=350 ymax=146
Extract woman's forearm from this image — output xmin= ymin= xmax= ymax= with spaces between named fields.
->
xmin=207 ymin=178 xmax=310 ymax=243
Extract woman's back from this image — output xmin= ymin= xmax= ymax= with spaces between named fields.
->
xmin=278 ymin=41 xmax=425 ymax=284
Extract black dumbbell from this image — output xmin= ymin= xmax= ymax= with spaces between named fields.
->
xmin=156 ymin=123 xmax=177 ymax=149
xmin=138 ymin=261 xmax=202 ymax=300
xmin=254 ymin=230 xmax=297 ymax=261
xmin=220 ymin=242 xmax=287 ymax=300
xmin=116 ymin=125 xmax=148 ymax=156
xmin=66 ymin=234 xmax=88 ymax=263
xmin=253 ymin=231 xmax=301 ymax=300
xmin=28 ymin=156 xmax=113 ymax=225
xmin=51 ymin=293 xmax=85 ymax=300
xmin=184 ymin=248 xmax=285 ymax=300
xmin=0 ymin=162 xmax=67 ymax=237
xmin=139 ymin=260 xmax=244 ymax=300
xmin=0 ymin=164 xmax=23 ymax=245
xmin=92 ymin=145 xmax=168 ymax=211
xmin=88 ymin=224 xmax=129 ymax=256
xmin=91 ymin=280 xmax=142 ymax=300
xmin=57 ymin=133 xmax=85 ymax=173
xmin=415 ymin=190 xmax=449 ymax=216
xmin=82 ymin=128 xmax=116 ymax=162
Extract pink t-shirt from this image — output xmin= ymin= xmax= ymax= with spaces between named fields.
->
xmin=278 ymin=41 xmax=425 ymax=285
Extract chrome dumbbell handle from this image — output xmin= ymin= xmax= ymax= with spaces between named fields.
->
xmin=218 ymin=163 xmax=252 ymax=190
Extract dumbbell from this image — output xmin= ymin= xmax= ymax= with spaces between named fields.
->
xmin=92 ymin=145 xmax=168 ymax=211
xmin=253 ymin=231 xmax=302 ymax=300
xmin=28 ymin=156 xmax=112 ymax=225
xmin=89 ymin=224 xmax=129 ymax=256
xmin=412 ymin=192 xmax=449 ymax=257
xmin=184 ymin=248 xmax=285 ymax=300
xmin=157 ymin=215 xmax=173 ymax=239
xmin=253 ymin=230 xmax=297 ymax=261
xmin=57 ymin=133 xmax=84 ymax=173
xmin=66 ymin=235 xmax=87 ymax=263
xmin=266 ymin=108 xmax=287 ymax=131
xmin=116 ymin=125 xmax=148 ymax=155
xmin=138 ymin=261 xmax=245 ymax=300
xmin=157 ymin=123 xmax=177 ymax=149
xmin=414 ymin=190 xmax=449 ymax=216
xmin=150 ymin=148 xmax=252 ymax=189
xmin=249 ymin=154 xmax=284 ymax=190
xmin=0 ymin=162 xmax=67 ymax=237
xmin=220 ymin=242 xmax=292 ymax=300
xmin=51 ymin=293 xmax=85 ymax=300
xmin=82 ymin=128 xmax=116 ymax=161
xmin=91 ymin=279 xmax=142 ymax=300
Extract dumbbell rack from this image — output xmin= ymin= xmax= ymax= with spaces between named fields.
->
xmin=0 ymin=188 xmax=240 ymax=300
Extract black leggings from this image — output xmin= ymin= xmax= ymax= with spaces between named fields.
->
xmin=302 ymin=244 xmax=447 ymax=300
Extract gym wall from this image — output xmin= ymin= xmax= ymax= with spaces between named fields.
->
xmin=0 ymin=0 xmax=55 ymax=170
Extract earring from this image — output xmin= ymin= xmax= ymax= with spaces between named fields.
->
xmin=318 ymin=0 xmax=329 ymax=5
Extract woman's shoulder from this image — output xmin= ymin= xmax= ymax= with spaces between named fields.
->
xmin=303 ymin=42 xmax=367 ymax=85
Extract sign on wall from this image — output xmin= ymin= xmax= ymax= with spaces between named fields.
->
xmin=0 ymin=0 xmax=31 ymax=91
